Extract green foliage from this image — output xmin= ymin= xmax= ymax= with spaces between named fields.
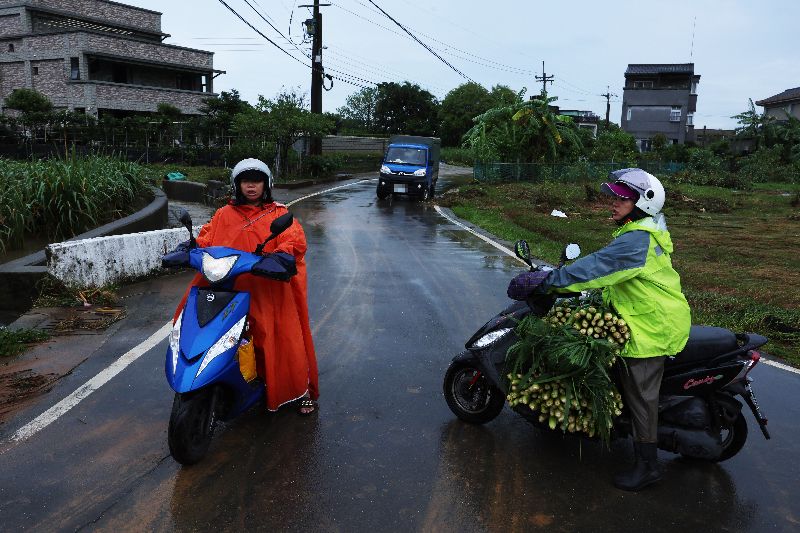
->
xmin=0 ymin=327 xmax=50 ymax=357
xmin=737 ymin=145 xmax=786 ymax=183
xmin=439 ymin=82 xmax=495 ymax=147
xmin=5 ymin=88 xmax=53 ymax=114
xmin=463 ymin=93 xmax=583 ymax=164
xmin=336 ymin=87 xmax=379 ymax=134
xmin=374 ymin=82 xmax=439 ymax=136
xmin=589 ymin=128 xmax=638 ymax=162
xmin=0 ymin=156 xmax=153 ymax=252
xmin=441 ymin=147 xmax=473 ymax=166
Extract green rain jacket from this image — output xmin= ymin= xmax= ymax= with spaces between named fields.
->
xmin=538 ymin=215 xmax=691 ymax=358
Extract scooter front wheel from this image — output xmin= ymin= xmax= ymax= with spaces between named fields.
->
xmin=443 ymin=362 xmax=505 ymax=424
xmin=168 ymin=388 xmax=218 ymax=465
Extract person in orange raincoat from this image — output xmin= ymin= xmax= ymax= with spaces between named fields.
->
xmin=174 ymin=158 xmax=319 ymax=414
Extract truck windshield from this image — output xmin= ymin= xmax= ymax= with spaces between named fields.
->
xmin=385 ymin=147 xmax=427 ymax=165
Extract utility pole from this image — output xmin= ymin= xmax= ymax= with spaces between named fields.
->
xmin=600 ymin=86 xmax=617 ymax=127
xmin=535 ymin=61 xmax=554 ymax=96
xmin=301 ymin=1 xmax=329 ymax=156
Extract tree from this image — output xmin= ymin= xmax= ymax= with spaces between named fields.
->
xmin=232 ymin=89 xmax=334 ymax=178
xmin=374 ymin=82 xmax=439 ymax=136
xmin=439 ymin=82 xmax=495 ymax=147
xmin=4 ymin=88 xmax=52 ymax=115
xmin=733 ymin=98 xmax=774 ymax=151
xmin=336 ymin=87 xmax=378 ymax=134
xmin=589 ymin=128 xmax=638 ymax=162
xmin=463 ymin=93 xmax=583 ymax=163
xmin=200 ymin=89 xmax=252 ymax=130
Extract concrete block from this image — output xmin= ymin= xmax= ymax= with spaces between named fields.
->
xmin=47 ymin=227 xmax=199 ymax=288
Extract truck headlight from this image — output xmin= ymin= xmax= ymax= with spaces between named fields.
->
xmin=380 ymin=165 xmax=391 ymax=174
xmin=413 ymin=168 xmax=426 ymax=176
xmin=470 ymin=328 xmax=513 ymax=349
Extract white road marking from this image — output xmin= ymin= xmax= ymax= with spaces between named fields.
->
xmin=6 ymin=178 xmax=374 ymax=445
xmin=434 ymin=204 xmax=525 ymax=264
xmin=433 ymin=205 xmax=800 ymax=376
xmin=10 ymin=322 xmax=172 ymax=442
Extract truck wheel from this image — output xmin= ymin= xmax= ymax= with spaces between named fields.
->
xmin=443 ymin=362 xmax=505 ymax=424
xmin=429 ymin=181 xmax=436 ymax=199
xmin=377 ymin=188 xmax=390 ymax=200
xmin=168 ymin=388 xmax=218 ymax=465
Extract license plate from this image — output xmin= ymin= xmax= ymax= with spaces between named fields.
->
xmin=393 ymin=183 xmax=407 ymax=193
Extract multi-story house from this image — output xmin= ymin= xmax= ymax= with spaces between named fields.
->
xmin=621 ymin=63 xmax=700 ymax=151
xmin=755 ymin=87 xmax=800 ymax=122
xmin=0 ymin=0 xmax=222 ymax=117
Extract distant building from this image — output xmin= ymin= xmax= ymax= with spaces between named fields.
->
xmin=556 ymin=108 xmax=599 ymax=137
xmin=621 ymin=63 xmax=700 ymax=151
xmin=755 ymin=87 xmax=800 ymax=122
xmin=0 ymin=0 xmax=223 ymax=117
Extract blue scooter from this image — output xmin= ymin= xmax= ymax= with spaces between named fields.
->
xmin=161 ymin=209 xmax=296 ymax=465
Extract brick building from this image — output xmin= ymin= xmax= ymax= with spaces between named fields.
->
xmin=0 ymin=0 xmax=222 ymax=117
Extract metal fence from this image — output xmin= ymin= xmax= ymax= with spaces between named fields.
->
xmin=473 ymin=161 xmax=686 ymax=183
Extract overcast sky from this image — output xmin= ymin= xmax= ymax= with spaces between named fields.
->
xmin=125 ymin=0 xmax=798 ymax=130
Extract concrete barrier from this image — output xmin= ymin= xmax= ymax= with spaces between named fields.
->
xmin=47 ymin=226 xmax=200 ymax=288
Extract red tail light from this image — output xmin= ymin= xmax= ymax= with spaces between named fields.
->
xmin=745 ymin=350 xmax=761 ymax=377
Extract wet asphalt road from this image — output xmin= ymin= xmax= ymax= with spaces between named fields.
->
xmin=1 ymin=172 xmax=799 ymax=532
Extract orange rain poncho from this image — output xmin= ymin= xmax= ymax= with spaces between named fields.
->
xmin=174 ymin=201 xmax=319 ymax=410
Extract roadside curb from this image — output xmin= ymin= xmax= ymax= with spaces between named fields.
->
xmin=0 ymin=187 xmax=168 ymax=312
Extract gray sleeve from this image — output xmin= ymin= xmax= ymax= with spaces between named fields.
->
xmin=540 ymin=230 xmax=651 ymax=291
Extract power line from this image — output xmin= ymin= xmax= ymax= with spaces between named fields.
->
xmin=363 ymin=0 xmax=474 ymax=82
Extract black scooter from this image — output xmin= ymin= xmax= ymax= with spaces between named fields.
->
xmin=443 ymin=240 xmax=771 ymax=461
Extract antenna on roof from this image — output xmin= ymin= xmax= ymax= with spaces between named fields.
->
xmin=690 ymin=16 xmax=696 ymax=59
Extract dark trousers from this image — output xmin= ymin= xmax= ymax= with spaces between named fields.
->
xmin=619 ymin=356 xmax=666 ymax=443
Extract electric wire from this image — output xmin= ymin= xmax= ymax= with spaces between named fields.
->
xmin=362 ymin=0 xmax=474 ymax=82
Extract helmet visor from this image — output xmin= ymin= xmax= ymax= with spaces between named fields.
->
xmin=601 ymin=182 xmax=639 ymax=200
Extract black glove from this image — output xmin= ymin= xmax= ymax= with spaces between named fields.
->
xmin=252 ymin=252 xmax=298 ymax=281
xmin=507 ymin=270 xmax=551 ymax=300
xmin=173 ymin=239 xmax=195 ymax=253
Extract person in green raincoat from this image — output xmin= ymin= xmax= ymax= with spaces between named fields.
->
xmin=507 ymin=168 xmax=691 ymax=492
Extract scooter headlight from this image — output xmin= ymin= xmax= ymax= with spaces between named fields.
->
xmin=202 ymin=252 xmax=238 ymax=283
xmin=413 ymin=168 xmax=426 ymax=177
xmin=170 ymin=311 xmax=183 ymax=375
xmin=471 ymin=327 xmax=513 ymax=349
xmin=196 ymin=315 xmax=247 ymax=377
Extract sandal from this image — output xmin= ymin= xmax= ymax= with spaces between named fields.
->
xmin=297 ymin=397 xmax=317 ymax=415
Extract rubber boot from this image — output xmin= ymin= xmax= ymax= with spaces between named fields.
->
xmin=614 ymin=442 xmax=662 ymax=492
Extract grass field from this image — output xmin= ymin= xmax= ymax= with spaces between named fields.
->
xmin=437 ymin=179 xmax=800 ymax=365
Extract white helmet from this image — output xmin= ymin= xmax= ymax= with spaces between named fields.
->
xmin=604 ymin=168 xmax=665 ymax=216
xmin=230 ymin=158 xmax=274 ymax=203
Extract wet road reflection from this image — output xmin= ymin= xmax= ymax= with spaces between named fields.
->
xmin=0 ymin=173 xmax=798 ymax=532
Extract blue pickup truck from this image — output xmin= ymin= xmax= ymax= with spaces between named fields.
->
xmin=376 ymin=135 xmax=441 ymax=201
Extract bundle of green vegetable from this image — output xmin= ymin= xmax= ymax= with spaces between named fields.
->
xmin=505 ymin=293 xmax=626 ymax=444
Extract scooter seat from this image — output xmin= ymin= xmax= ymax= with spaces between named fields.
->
xmin=668 ymin=326 xmax=739 ymax=366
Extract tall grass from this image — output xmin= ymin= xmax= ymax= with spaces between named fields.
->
xmin=0 ymin=156 xmax=153 ymax=252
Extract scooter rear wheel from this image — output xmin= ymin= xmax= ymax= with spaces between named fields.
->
xmin=168 ymin=388 xmax=218 ymax=465
xmin=443 ymin=362 xmax=505 ymax=424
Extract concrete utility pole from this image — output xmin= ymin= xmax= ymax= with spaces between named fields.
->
xmin=535 ymin=61 xmax=554 ymax=96
xmin=601 ymin=86 xmax=617 ymax=127
xmin=302 ymin=1 xmax=329 ymax=155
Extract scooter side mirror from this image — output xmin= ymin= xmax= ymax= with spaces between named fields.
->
xmin=514 ymin=239 xmax=532 ymax=267
xmin=255 ymin=213 xmax=294 ymax=255
xmin=564 ymin=243 xmax=581 ymax=261
xmin=178 ymin=208 xmax=196 ymax=248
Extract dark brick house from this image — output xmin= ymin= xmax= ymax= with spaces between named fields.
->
xmin=621 ymin=63 xmax=700 ymax=151
xmin=0 ymin=0 xmax=222 ymax=117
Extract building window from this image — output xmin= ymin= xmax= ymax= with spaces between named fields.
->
xmin=70 ymin=57 xmax=80 ymax=80
xmin=626 ymin=107 xmax=632 ymax=121
xmin=639 ymin=139 xmax=652 ymax=152
xmin=8 ymin=43 xmax=14 ymax=52
xmin=32 ymin=66 xmax=39 ymax=75
xmin=691 ymin=81 xmax=698 ymax=94
xmin=686 ymin=112 xmax=694 ymax=126
xmin=670 ymin=106 xmax=682 ymax=122
xmin=633 ymin=80 xmax=653 ymax=89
